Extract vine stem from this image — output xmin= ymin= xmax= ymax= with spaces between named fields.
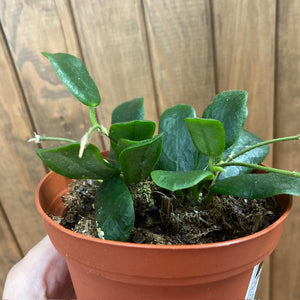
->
xmin=79 ymin=109 xmax=108 ymax=158
xmin=230 ymin=134 xmax=300 ymax=161
xmin=28 ymin=134 xmax=76 ymax=144
xmin=208 ymin=157 xmax=214 ymax=172
xmin=89 ymin=107 xmax=108 ymax=136
xmin=217 ymin=161 xmax=300 ymax=178
xmin=89 ymin=107 xmax=98 ymax=126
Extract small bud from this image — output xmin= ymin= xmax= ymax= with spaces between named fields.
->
xmin=79 ymin=132 xmax=89 ymax=158
xmin=28 ymin=133 xmax=41 ymax=143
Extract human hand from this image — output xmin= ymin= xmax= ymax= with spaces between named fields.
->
xmin=3 ymin=235 xmax=75 ymax=299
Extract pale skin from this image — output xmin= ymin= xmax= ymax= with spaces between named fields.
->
xmin=3 ymin=236 xmax=75 ymax=299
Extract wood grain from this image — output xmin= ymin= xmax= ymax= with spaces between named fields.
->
xmin=0 ymin=203 xmax=22 ymax=297
xmin=71 ymin=0 xmax=157 ymax=149
xmin=256 ymin=257 xmax=270 ymax=300
xmin=212 ymin=1 xmax=276 ymax=298
xmin=0 ymin=0 xmax=89 ymax=147
xmin=0 ymin=24 xmax=46 ymax=254
xmin=212 ymin=0 xmax=276 ymax=166
xmin=272 ymin=0 xmax=300 ymax=299
xmin=0 ymin=2 xmax=299 ymax=298
xmin=143 ymin=0 xmax=216 ymax=116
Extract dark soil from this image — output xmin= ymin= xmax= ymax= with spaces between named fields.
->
xmin=51 ymin=179 xmax=283 ymax=245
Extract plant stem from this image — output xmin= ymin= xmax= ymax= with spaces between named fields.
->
xmin=87 ymin=124 xmax=101 ymax=138
xmin=191 ymin=185 xmax=199 ymax=201
xmin=203 ymin=191 xmax=213 ymax=205
xmin=208 ymin=156 xmax=214 ymax=172
xmin=89 ymin=107 xmax=98 ymax=127
xmin=89 ymin=107 xmax=108 ymax=136
xmin=28 ymin=134 xmax=77 ymax=144
xmin=231 ymin=134 xmax=300 ymax=161
xmin=218 ymin=161 xmax=300 ymax=178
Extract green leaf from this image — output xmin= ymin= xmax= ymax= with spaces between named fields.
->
xmin=185 ymin=118 xmax=226 ymax=157
xmin=95 ymin=175 xmax=134 ymax=241
xmin=109 ymin=120 xmax=156 ymax=153
xmin=202 ymin=90 xmax=248 ymax=148
xmin=36 ymin=143 xmax=119 ymax=179
xmin=151 ymin=170 xmax=214 ymax=192
xmin=157 ymin=104 xmax=200 ymax=171
xmin=211 ymin=173 xmax=300 ymax=198
xmin=218 ymin=130 xmax=269 ymax=179
xmin=119 ymin=134 xmax=163 ymax=184
xmin=42 ymin=52 xmax=100 ymax=107
xmin=114 ymin=138 xmax=140 ymax=158
xmin=111 ymin=97 xmax=144 ymax=124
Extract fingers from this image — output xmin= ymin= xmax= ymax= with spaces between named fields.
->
xmin=3 ymin=236 xmax=75 ymax=299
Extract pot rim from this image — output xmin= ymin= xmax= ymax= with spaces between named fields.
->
xmin=36 ymin=171 xmax=293 ymax=250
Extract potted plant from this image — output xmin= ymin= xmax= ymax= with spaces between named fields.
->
xmin=30 ymin=52 xmax=300 ymax=300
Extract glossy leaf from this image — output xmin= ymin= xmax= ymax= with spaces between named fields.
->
xmin=151 ymin=170 xmax=214 ymax=192
xmin=211 ymin=173 xmax=300 ymax=198
xmin=114 ymin=138 xmax=140 ymax=158
xmin=111 ymin=97 xmax=144 ymax=124
xmin=202 ymin=90 xmax=248 ymax=148
xmin=95 ymin=175 xmax=134 ymax=241
xmin=186 ymin=118 xmax=225 ymax=157
xmin=42 ymin=52 xmax=100 ymax=107
xmin=157 ymin=104 xmax=200 ymax=171
xmin=36 ymin=143 xmax=119 ymax=179
xmin=109 ymin=120 xmax=156 ymax=153
xmin=218 ymin=130 xmax=269 ymax=180
xmin=119 ymin=134 xmax=163 ymax=184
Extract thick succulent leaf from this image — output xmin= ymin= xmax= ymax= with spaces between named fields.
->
xmin=95 ymin=175 xmax=134 ymax=241
xmin=119 ymin=134 xmax=163 ymax=184
xmin=186 ymin=118 xmax=225 ymax=157
xmin=157 ymin=104 xmax=201 ymax=171
xmin=202 ymin=90 xmax=248 ymax=148
xmin=36 ymin=143 xmax=119 ymax=179
xmin=109 ymin=120 xmax=156 ymax=152
xmin=151 ymin=170 xmax=214 ymax=192
xmin=211 ymin=173 xmax=300 ymax=198
xmin=219 ymin=130 xmax=269 ymax=180
xmin=111 ymin=97 xmax=144 ymax=124
xmin=114 ymin=138 xmax=140 ymax=158
xmin=42 ymin=52 xmax=100 ymax=107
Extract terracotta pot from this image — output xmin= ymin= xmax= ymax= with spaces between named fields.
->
xmin=36 ymin=171 xmax=292 ymax=300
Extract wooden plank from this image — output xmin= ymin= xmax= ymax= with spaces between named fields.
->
xmin=0 ymin=203 xmax=23 ymax=297
xmin=272 ymin=0 xmax=300 ymax=299
xmin=212 ymin=1 xmax=276 ymax=298
xmin=0 ymin=25 xmax=47 ymax=254
xmin=212 ymin=0 xmax=276 ymax=166
xmin=0 ymin=0 xmax=90 ymax=147
xmin=143 ymin=0 xmax=215 ymax=116
xmin=256 ymin=257 xmax=270 ymax=300
xmin=71 ymin=0 xmax=157 ymax=149
xmin=271 ymin=209 xmax=300 ymax=300
xmin=0 ymin=0 xmax=88 ymax=253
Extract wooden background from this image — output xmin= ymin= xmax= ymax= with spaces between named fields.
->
xmin=0 ymin=1 xmax=299 ymax=299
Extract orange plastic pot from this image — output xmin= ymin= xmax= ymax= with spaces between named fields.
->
xmin=36 ymin=171 xmax=292 ymax=300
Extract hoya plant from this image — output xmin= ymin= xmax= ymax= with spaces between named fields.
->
xmin=30 ymin=52 xmax=300 ymax=242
